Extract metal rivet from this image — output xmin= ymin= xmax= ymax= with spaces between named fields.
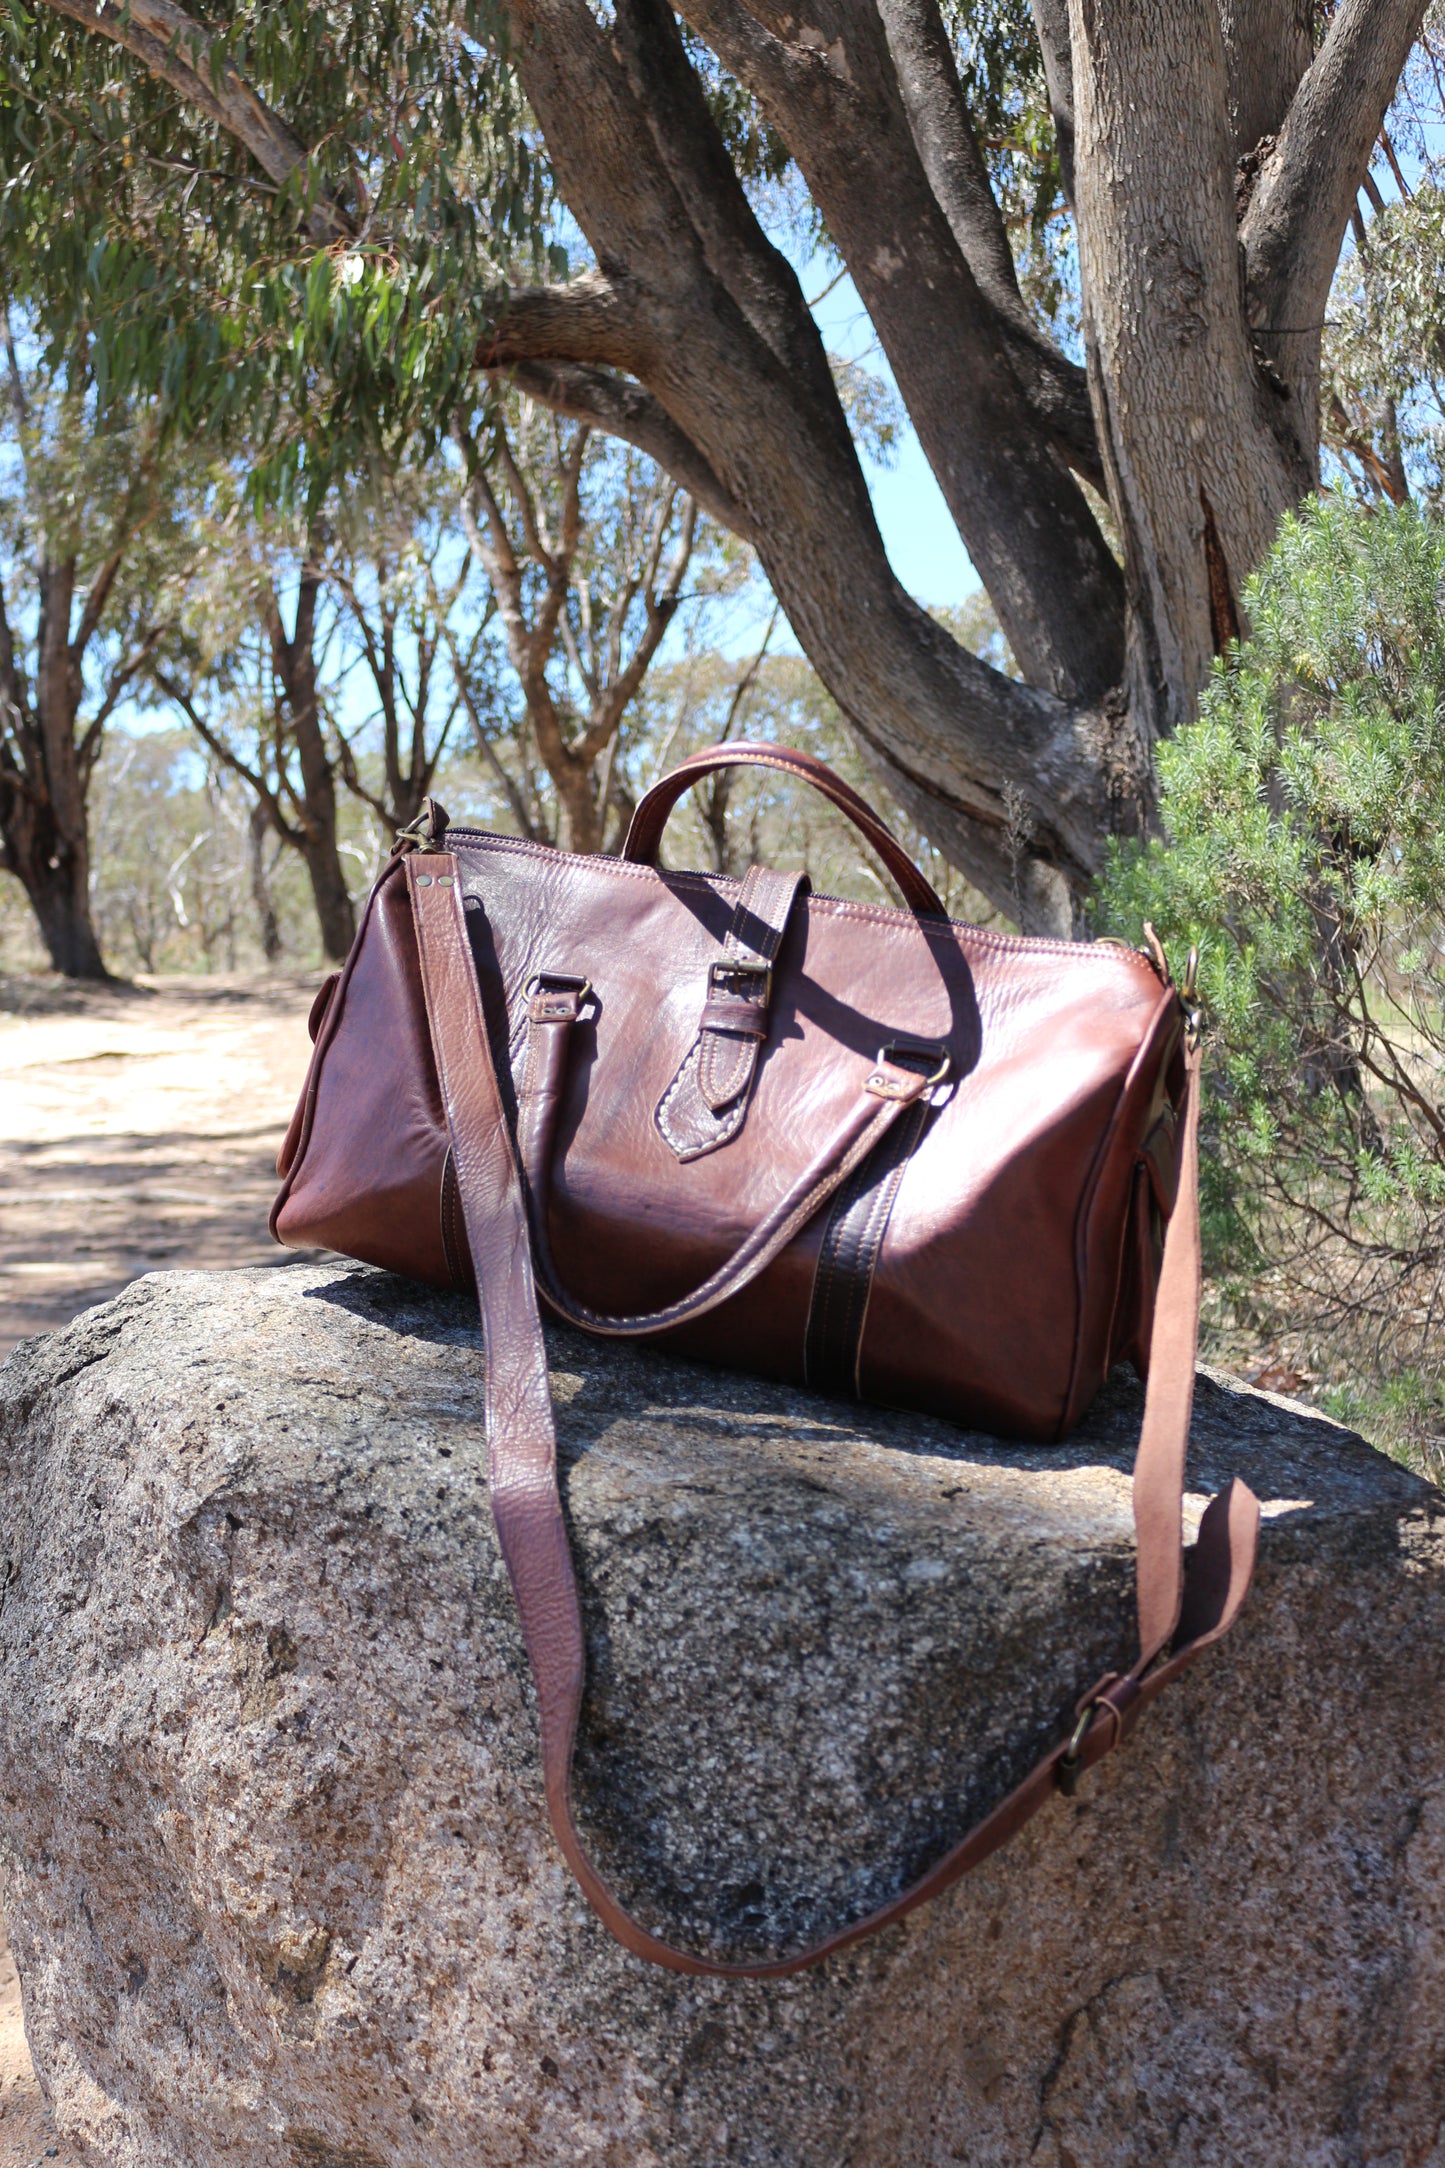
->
xmin=415 ymin=874 xmax=433 ymax=887
xmin=436 ymin=875 xmax=454 ymax=887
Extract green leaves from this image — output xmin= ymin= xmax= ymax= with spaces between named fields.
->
xmin=1325 ymin=182 xmax=1445 ymax=502
xmin=0 ymin=1 xmax=552 ymax=496
xmin=1095 ymin=491 xmax=1445 ymax=1403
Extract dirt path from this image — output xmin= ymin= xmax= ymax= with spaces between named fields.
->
xmin=0 ymin=970 xmax=321 ymax=2157
xmin=0 ymin=970 xmax=321 ymax=1359
xmin=1 ymin=1922 xmax=77 ymax=2168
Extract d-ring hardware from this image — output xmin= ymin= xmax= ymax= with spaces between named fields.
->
xmin=876 ymin=1040 xmax=951 ymax=1089
xmin=1057 ymin=1702 xmax=1097 ymax=1798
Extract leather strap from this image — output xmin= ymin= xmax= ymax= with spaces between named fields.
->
xmin=697 ymin=864 xmax=806 ymax=1112
xmin=520 ymin=978 xmax=942 ymax=1336
xmin=407 ymin=853 xmax=1260 ymax=1974
xmin=656 ymin=864 xmax=809 ymax=1161
xmin=624 ymin=744 xmax=949 ymax=921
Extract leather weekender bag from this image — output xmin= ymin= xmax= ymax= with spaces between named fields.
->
xmin=272 ymin=740 xmax=1259 ymax=1975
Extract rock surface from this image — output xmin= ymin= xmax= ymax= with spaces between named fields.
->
xmin=2 ymin=1261 xmax=1444 ymax=2167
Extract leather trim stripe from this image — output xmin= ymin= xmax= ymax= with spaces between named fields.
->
xmin=804 ymin=1098 xmax=931 ymax=1397
xmin=439 ymin=1146 xmax=470 ymax=1292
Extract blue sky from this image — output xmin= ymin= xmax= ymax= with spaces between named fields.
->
xmin=806 ymin=265 xmax=977 ymax=613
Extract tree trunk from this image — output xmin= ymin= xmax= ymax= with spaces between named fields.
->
xmin=0 ymin=554 xmax=111 ymax=981
xmin=1065 ymin=0 xmax=1313 ymax=749
xmin=247 ymin=802 xmax=284 ymax=964
xmin=296 ymin=828 xmax=356 ymax=963
xmin=15 ymin=824 xmax=108 ymax=978
xmin=264 ymin=550 xmax=356 ymax=964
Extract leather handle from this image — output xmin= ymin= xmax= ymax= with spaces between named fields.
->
xmin=623 ymin=744 xmax=949 ymax=921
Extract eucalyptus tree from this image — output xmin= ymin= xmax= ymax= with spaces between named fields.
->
xmin=455 ymin=396 xmax=704 ymax=851
xmin=152 ymin=499 xmax=359 ymax=960
xmin=8 ymin=0 xmax=1427 ymax=928
xmin=0 ymin=336 xmax=185 ymax=976
xmin=325 ymin=463 xmax=498 ymax=837
xmin=1313 ymin=11 xmax=1445 ymax=506
xmin=1324 ymin=185 xmax=1445 ymax=505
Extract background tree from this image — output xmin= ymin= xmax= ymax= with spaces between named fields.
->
xmin=9 ymin=0 xmax=1426 ymax=931
xmin=153 ymin=499 xmax=359 ymax=961
xmin=0 ymin=333 xmax=185 ymax=976
xmin=455 ymin=395 xmax=703 ymax=850
xmin=1318 ymin=6 xmax=1445 ymax=506
xmin=0 ymin=725 xmax=334 ymax=975
xmin=327 ymin=461 xmax=497 ymax=836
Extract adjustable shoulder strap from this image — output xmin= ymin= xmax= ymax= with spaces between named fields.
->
xmin=407 ymin=857 xmax=1259 ymax=1976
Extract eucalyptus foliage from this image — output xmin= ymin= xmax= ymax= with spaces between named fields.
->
xmin=1325 ymin=184 xmax=1445 ymax=503
xmin=0 ymin=1 xmax=554 ymax=493
xmin=1096 ymin=492 xmax=1445 ymax=1396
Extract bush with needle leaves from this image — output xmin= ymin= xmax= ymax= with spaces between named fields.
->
xmin=1096 ymin=490 xmax=1445 ymax=1471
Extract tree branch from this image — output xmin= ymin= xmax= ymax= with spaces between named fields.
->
xmin=77 ymin=627 xmax=165 ymax=776
xmin=480 ymin=273 xmax=645 ymax=376
xmin=490 ymin=414 xmax=560 ymax=579
xmin=434 ymin=600 xmax=542 ymax=842
xmin=150 ymin=664 xmax=302 ymax=845
xmin=609 ymin=0 xmax=849 ymax=425
xmin=0 ymin=572 xmax=32 ymax=746
xmin=459 ymin=430 xmax=568 ymax=751
xmin=1028 ymin=0 xmax=1076 ymax=204
xmin=1217 ymin=0 xmax=1314 ymax=159
xmin=875 ymin=0 xmax=1022 ymax=313
xmin=1242 ymin=0 xmax=1430 ymax=342
xmin=874 ymin=0 xmax=1098 ymax=478
xmin=579 ymin=491 xmax=696 ymax=761
xmin=70 ymin=545 xmax=129 ymax=661
xmin=331 ymin=726 xmax=393 ymax=829
xmin=36 ymin=0 xmax=353 ymax=244
xmin=672 ymin=0 xmax=1121 ymax=696
xmin=2 ymin=310 xmax=31 ymax=438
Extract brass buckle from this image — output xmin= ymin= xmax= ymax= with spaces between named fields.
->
xmin=865 ymin=1040 xmax=951 ymax=1103
xmin=1058 ymin=1671 xmax=1130 ymax=1796
xmin=709 ymin=957 xmax=772 ymax=1001
xmin=525 ymin=972 xmax=593 ymax=1022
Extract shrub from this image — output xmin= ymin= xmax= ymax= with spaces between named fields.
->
xmin=1095 ymin=491 xmax=1445 ymax=1469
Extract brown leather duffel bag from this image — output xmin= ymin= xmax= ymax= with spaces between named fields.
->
xmin=272 ymin=741 xmax=1258 ymax=1975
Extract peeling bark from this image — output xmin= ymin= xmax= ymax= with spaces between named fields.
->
xmin=1201 ymin=489 xmax=1242 ymax=653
